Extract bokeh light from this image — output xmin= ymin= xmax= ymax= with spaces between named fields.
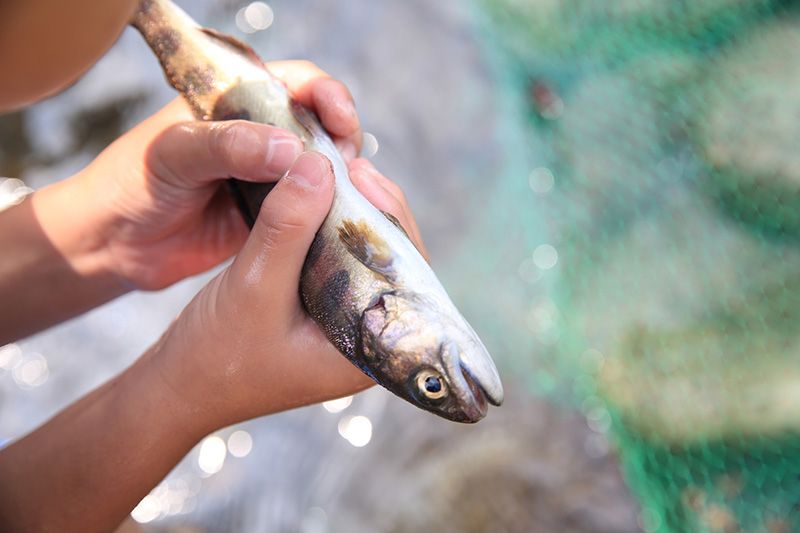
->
xmin=11 ymin=353 xmax=49 ymax=389
xmin=227 ymin=430 xmax=253 ymax=458
xmin=361 ymin=132 xmax=379 ymax=158
xmin=322 ymin=395 xmax=352 ymax=413
xmin=300 ymin=507 xmax=329 ymax=533
xmin=197 ymin=435 xmax=227 ymax=475
xmin=0 ymin=178 xmax=33 ymax=211
xmin=532 ymin=244 xmax=558 ymax=270
xmin=235 ymin=2 xmax=274 ymax=34
xmin=526 ymin=299 xmax=560 ymax=345
xmin=0 ymin=343 xmax=22 ymax=373
xmin=131 ymin=477 xmax=197 ymax=524
xmin=131 ymin=495 xmax=161 ymax=524
xmin=337 ymin=415 xmax=372 ymax=447
xmin=528 ymin=167 xmax=554 ymax=194
xmin=517 ymin=258 xmax=544 ymax=284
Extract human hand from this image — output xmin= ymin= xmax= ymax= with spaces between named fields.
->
xmin=141 ymin=152 xmax=426 ymax=429
xmin=78 ymin=60 xmax=362 ymax=290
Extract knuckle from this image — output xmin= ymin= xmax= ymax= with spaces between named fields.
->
xmin=208 ymin=122 xmax=238 ymax=162
xmin=209 ymin=121 xmax=263 ymax=176
xmin=149 ymin=123 xmax=195 ymax=186
xmin=210 ymin=121 xmax=244 ymax=157
xmin=297 ymin=59 xmax=318 ymax=72
xmin=301 ymin=60 xmax=330 ymax=80
xmin=325 ymin=77 xmax=347 ymax=91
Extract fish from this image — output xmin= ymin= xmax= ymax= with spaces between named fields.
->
xmin=131 ymin=0 xmax=503 ymax=422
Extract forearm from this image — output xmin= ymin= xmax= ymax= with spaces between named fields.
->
xmin=0 ymin=178 xmax=127 ymax=344
xmin=0 ymin=342 xmax=212 ymax=533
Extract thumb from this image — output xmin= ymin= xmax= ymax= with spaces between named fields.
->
xmin=228 ymin=151 xmax=335 ymax=307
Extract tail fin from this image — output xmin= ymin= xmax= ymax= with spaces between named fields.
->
xmin=130 ymin=0 xmax=266 ymax=119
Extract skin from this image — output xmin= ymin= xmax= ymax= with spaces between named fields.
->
xmin=0 ymin=8 xmax=426 ymax=529
xmin=0 ymin=0 xmax=139 ymax=110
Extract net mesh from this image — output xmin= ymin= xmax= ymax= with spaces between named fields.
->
xmin=469 ymin=1 xmax=800 ymax=531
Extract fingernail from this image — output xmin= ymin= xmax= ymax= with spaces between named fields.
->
xmin=266 ymin=133 xmax=303 ymax=171
xmin=287 ymin=152 xmax=330 ymax=188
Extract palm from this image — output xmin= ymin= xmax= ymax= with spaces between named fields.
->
xmin=85 ymin=60 xmax=364 ymax=291
xmin=107 ymin=175 xmax=246 ymax=290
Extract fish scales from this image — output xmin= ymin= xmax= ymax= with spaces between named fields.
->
xmin=131 ymin=0 xmax=503 ymax=422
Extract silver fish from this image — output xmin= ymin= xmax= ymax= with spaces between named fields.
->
xmin=131 ymin=0 xmax=503 ymax=422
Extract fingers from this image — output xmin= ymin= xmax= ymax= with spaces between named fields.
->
xmin=308 ymin=78 xmax=361 ymax=154
xmin=267 ymin=60 xmax=362 ymax=160
xmin=146 ymin=119 xmax=303 ymax=189
xmin=348 ymin=158 xmax=429 ymax=260
xmin=229 ymin=151 xmax=335 ymax=306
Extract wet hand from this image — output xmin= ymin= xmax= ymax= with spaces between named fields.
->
xmin=79 ymin=60 xmax=362 ymax=290
xmin=145 ymin=152 xmax=425 ymax=427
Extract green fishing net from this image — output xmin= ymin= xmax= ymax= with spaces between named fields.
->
xmin=465 ymin=1 xmax=800 ymax=531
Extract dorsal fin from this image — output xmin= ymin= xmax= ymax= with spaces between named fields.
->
xmin=382 ymin=211 xmax=410 ymax=239
xmin=200 ymin=27 xmax=264 ymax=67
xmin=338 ymin=219 xmax=396 ymax=281
xmin=382 ymin=210 xmax=427 ymax=261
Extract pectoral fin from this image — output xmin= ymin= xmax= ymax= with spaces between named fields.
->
xmin=338 ymin=219 xmax=396 ymax=281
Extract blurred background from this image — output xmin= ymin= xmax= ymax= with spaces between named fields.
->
xmin=4 ymin=0 xmax=800 ymax=531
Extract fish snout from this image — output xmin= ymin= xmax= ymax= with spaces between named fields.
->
xmin=446 ymin=333 xmax=504 ymax=405
xmin=441 ymin=339 xmax=504 ymax=423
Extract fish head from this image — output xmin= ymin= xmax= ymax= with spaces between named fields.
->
xmin=360 ymin=290 xmax=504 ymax=423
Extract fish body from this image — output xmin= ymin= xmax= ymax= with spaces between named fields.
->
xmin=131 ymin=0 xmax=503 ymax=422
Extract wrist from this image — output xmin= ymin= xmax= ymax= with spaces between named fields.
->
xmin=32 ymin=173 xmax=131 ymax=295
xmin=138 ymin=320 xmax=238 ymax=435
xmin=0 ymin=175 xmax=131 ymax=342
xmin=126 ymin=339 xmax=218 ymax=442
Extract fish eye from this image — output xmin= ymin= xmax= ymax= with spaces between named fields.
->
xmin=416 ymin=370 xmax=447 ymax=400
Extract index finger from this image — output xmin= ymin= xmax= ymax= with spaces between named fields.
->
xmin=266 ymin=60 xmax=362 ymax=159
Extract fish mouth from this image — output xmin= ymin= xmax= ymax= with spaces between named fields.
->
xmin=459 ymin=363 xmax=490 ymax=422
xmin=435 ymin=339 xmax=504 ymax=423
xmin=462 ymin=362 xmax=503 ymax=407
xmin=456 ymin=340 xmax=504 ymax=408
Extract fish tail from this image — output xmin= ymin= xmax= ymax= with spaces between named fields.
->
xmin=130 ymin=0 xmax=255 ymax=119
